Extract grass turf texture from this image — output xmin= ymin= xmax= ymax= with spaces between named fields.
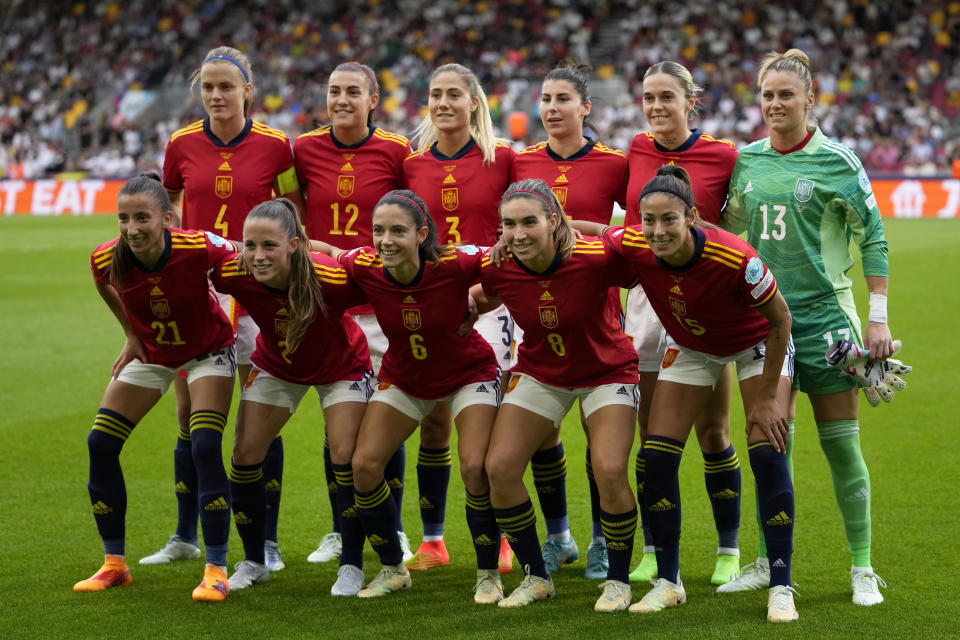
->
xmin=0 ymin=216 xmax=956 ymax=639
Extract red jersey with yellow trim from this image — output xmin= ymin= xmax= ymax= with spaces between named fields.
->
xmin=338 ymin=245 xmax=496 ymax=399
xmin=402 ymin=140 xmax=514 ymax=246
xmin=511 ymin=139 xmax=627 ymax=224
xmin=90 ymin=229 xmax=236 ymax=367
xmin=211 ymin=252 xmax=370 ymax=385
xmin=603 ymin=225 xmax=777 ymax=356
xmin=294 ymin=125 xmax=410 ymax=247
xmin=625 ymin=130 xmax=737 ymax=226
xmin=163 ymin=117 xmax=296 ymax=241
xmin=480 ymin=238 xmax=639 ymax=388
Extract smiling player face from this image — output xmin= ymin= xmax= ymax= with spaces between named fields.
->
xmin=428 ymin=71 xmax=477 ymax=136
xmin=760 ymin=70 xmax=815 ymax=148
xmin=640 ymin=192 xmax=696 ymax=266
xmin=372 ymin=203 xmax=428 ymax=276
xmin=642 ymin=72 xmax=695 ymax=143
xmin=327 ymin=70 xmax=378 ymax=132
xmin=117 ymin=193 xmax=172 ymax=264
xmin=500 ymin=197 xmax=558 ymax=272
xmin=243 ymin=217 xmax=299 ymax=290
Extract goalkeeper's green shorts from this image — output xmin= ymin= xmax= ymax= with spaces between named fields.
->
xmin=791 ymin=299 xmax=862 ymax=396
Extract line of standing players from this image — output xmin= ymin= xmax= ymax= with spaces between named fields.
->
xmin=75 ymin=45 xmax=899 ymax=623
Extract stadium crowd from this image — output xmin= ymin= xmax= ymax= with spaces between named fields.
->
xmin=1 ymin=0 xmax=958 ymax=179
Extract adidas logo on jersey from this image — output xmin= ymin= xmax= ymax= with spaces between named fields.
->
xmin=149 ymin=286 xmax=164 ymax=296
xmin=616 ymin=386 xmax=629 ymax=395
xmin=419 ymin=497 xmax=434 ymax=509
xmin=670 ymin=285 xmax=682 ymax=295
xmin=766 ymin=511 xmax=792 ymax=525
xmin=650 ymin=498 xmax=676 ymax=512
xmin=744 ymin=181 xmax=753 ymax=194
xmin=711 ymin=488 xmax=739 ymax=500
xmin=402 ymin=295 xmax=417 ymax=304
xmin=845 ymin=487 xmax=870 ymax=502
xmin=92 ymin=501 xmax=113 ymax=515
xmin=174 ymin=481 xmax=191 ymax=494
xmin=218 ymin=161 xmax=232 ymax=171
xmin=475 ymin=384 xmax=489 ymax=393
xmin=771 ymin=558 xmax=787 ymax=568
xmin=265 ymin=479 xmax=281 ymax=492
xmin=540 ymin=291 xmax=554 ymax=301
xmin=234 ymin=511 xmax=253 ymax=525
xmin=349 ymin=382 xmax=361 ymax=391
xmin=443 ymin=174 xmax=456 ymax=184
xmin=474 ymin=534 xmax=496 ymax=546
xmin=204 ymin=497 xmax=230 ymax=511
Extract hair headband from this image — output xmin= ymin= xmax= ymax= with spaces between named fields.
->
xmin=342 ymin=62 xmax=377 ymax=91
xmin=638 ymin=183 xmax=693 ymax=208
xmin=387 ymin=194 xmax=427 ymax=223
xmin=504 ymin=189 xmax=556 ymax=215
xmin=204 ymin=55 xmax=250 ymax=82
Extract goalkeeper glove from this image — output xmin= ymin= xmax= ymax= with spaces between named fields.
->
xmin=825 ymin=339 xmax=911 ymax=407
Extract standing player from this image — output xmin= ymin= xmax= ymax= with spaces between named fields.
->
xmin=322 ymin=191 xmax=502 ymax=602
xmin=624 ymin=61 xmax=742 ymax=585
xmin=477 ymin=180 xmax=640 ymax=611
xmin=211 ymin=199 xmax=374 ymax=597
xmin=586 ymin=165 xmax=798 ymax=622
xmin=510 ymin=60 xmax=628 ymax=579
xmin=402 ymin=63 xmax=515 ymax=571
xmin=142 ymin=46 xmax=302 ymax=572
xmin=720 ymin=49 xmax=893 ymax=607
xmin=76 ymin=173 xmax=237 ymax=602
xmin=294 ymin=61 xmax=412 ymax=566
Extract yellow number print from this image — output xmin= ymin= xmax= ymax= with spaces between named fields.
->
xmin=671 ymin=313 xmax=706 ymax=336
xmin=151 ymin=321 xmax=187 ymax=345
xmin=278 ymin=339 xmax=293 ymax=364
xmin=547 ymin=333 xmax=566 ymax=357
xmin=214 ymin=205 xmax=228 ymax=238
xmin=445 ymin=216 xmax=460 ymax=244
xmin=330 ymin=202 xmax=360 ymax=236
xmin=410 ymin=334 xmax=428 ymax=360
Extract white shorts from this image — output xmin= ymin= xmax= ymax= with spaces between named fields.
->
xmin=509 ymin=325 xmax=524 ymax=369
xmin=241 ymin=367 xmax=372 ymax=413
xmin=353 ymin=312 xmax=388 ymax=377
xmin=371 ymin=379 xmax=500 ymax=423
xmin=116 ymin=345 xmax=236 ymax=394
xmin=501 ymin=373 xmax=639 ymax=428
xmin=624 ymin=287 xmax=665 ymax=372
xmin=216 ymin=290 xmax=259 ymax=365
xmin=475 ymin=304 xmax=514 ymax=370
xmin=657 ymin=334 xmax=795 ymax=388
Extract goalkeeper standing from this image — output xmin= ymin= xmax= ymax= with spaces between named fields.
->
xmin=720 ymin=48 xmax=894 ymax=606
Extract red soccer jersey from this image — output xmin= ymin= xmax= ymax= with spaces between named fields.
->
xmin=211 ymin=252 xmax=371 ymax=385
xmin=625 ymin=130 xmax=737 ymax=226
xmin=480 ymin=238 xmax=639 ymax=388
xmin=603 ymin=225 xmax=778 ymax=357
xmin=294 ymin=125 xmax=411 ymax=247
xmin=402 ymin=140 xmax=514 ymax=246
xmin=338 ymin=245 xmax=496 ymax=399
xmin=163 ymin=118 xmax=296 ymax=241
xmin=511 ymin=139 xmax=627 ymax=224
xmin=90 ymin=229 xmax=236 ymax=367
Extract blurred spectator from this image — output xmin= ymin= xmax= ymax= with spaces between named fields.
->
xmin=1 ymin=0 xmax=957 ymax=178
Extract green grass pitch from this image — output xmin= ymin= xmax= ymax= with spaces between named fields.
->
xmin=0 ymin=216 xmax=956 ymax=639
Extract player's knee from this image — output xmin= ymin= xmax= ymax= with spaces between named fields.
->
xmin=351 ymin=449 xmax=383 ymax=492
xmin=485 ymin=451 xmax=522 ymax=489
xmin=459 ymin=456 xmax=487 ymax=493
xmin=590 ymin=455 xmax=629 ymax=495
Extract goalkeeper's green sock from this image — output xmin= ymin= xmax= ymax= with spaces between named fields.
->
xmin=756 ymin=420 xmax=794 ymax=558
xmin=817 ymin=420 xmax=872 ymax=568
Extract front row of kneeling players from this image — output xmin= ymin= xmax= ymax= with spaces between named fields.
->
xmin=75 ymin=168 xmax=908 ymax=621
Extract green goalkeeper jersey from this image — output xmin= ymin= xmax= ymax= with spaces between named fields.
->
xmin=722 ymin=127 xmax=888 ymax=311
